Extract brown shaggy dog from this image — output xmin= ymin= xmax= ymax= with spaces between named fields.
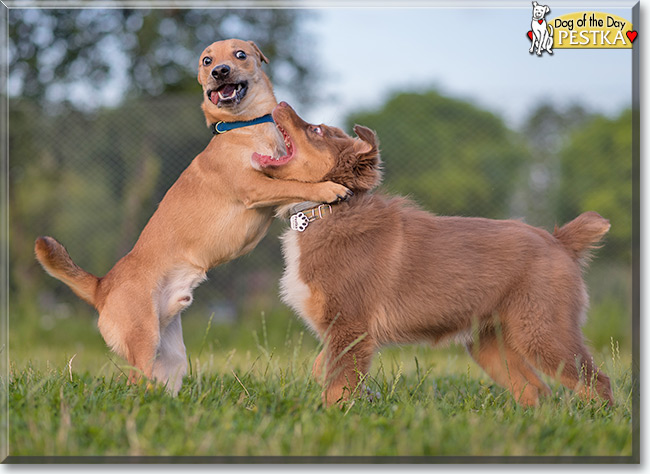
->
xmin=252 ymin=101 xmax=614 ymax=407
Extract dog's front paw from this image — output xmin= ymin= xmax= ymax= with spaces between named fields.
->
xmin=314 ymin=181 xmax=353 ymax=204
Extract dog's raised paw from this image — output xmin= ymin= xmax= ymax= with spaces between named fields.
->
xmin=317 ymin=181 xmax=351 ymax=204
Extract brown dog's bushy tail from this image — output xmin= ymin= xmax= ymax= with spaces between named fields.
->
xmin=35 ymin=236 xmax=99 ymax=306
xmin=553 ymin=211 xmax=610 ymax=264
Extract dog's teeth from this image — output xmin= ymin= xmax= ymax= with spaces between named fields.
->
xmin=218 ymin=88 xmax=237 ymax=100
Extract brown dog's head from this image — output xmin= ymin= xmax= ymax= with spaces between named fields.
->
xmin=197 ymin=39 xmax=276 ymax=124
xmin=251 ymin=102 xmax=382 ymax=193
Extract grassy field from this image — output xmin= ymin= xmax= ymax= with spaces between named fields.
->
xmin=6 ymin=304 xmax=637 ymax=462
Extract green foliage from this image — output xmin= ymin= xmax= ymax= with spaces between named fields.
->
xmin=9 ymin=97 xmax=210 ymax=312
xmin=9 ymin=9 xmax=319 ymax=108
xmin=554 ymin=110 xmax=633 ymax=262
xmin=513 ymin=104 xmax=593 ymax=226
xmin=347 ymin=90 xmax=529 ymax=219
xmin=583 ymin=263 xmax=633 ymax=350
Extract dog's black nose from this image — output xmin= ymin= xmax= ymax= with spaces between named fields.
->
xmin=211 ymin=64 xmax=231 ymax=79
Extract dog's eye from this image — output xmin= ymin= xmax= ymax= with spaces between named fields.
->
xmin=235 ymin=50 xmax=247 ymax=60
xmin=202 ymin=57 xmax=212 ymax=66
xmin=310 ymin=126 xmax=323 ymax=136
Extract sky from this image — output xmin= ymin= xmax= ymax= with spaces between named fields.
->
xmin=288 ymin=4 xmax=636 ymax=130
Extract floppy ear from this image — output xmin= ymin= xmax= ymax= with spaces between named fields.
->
xmin=545 ymin=5 xmax=550 ymax=14
xmin=323 ymin=125 xmax=382 ymax=193
xmin=351 ymin=125 xmax=382 ymax=191
xmin=248 ymin=41 xmax=269 ymax=64
xmin=532 ymin=1 xmax=538 ymax=7
xmin=352 ymin=125 xmax=378 ymax=155
xmin=197 ymin=57 xmax=204 ymax=84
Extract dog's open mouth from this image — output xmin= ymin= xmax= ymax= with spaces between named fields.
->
xmin=252 ymin=124 xmax=295 ymax=168
xmin=208 ymin=81 xmax=248 ymax=107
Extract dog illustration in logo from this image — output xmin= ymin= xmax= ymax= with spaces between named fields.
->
xmin=529 ymin=1 xmax=554 ymax=55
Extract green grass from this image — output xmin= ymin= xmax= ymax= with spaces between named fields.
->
xmin=7 ymin=309 xmax=636 ymax=460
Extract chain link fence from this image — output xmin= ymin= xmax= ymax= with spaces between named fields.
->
xmin=9 ymin=92 xmax=634 ymax=332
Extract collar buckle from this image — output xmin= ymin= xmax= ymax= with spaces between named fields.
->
xmin=316 ymin=204 xmax=332 ymax=218
xmin=290 ymin=203 xmax=334 ymax=232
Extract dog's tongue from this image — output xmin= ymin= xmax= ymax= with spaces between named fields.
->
xmin=220 ymin=84 xmax=236 ymax=97
xmin=210 ymin=84 xmax=237 ymax=105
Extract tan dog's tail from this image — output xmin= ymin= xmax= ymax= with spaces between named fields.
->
xmin=553 ymin=211 xmax=610 ymax=263
xmin=35 ymin=236 xmax=99 ymax=306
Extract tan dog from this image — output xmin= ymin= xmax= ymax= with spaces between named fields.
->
xmin=34 ymin=40 xmax=349 ymax=394
xmin=253 ymin=102 xmax=614 ymax=407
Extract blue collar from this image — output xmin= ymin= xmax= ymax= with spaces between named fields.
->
xmin=210 ymin=114 xmax=275 ymax=135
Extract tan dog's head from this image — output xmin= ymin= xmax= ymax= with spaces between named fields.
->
xmin=251 ymin=102 xmax=382 ymax=193
xmin=198 ymin=39 xmax=276 ymax=124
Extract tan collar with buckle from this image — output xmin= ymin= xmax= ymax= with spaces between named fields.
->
xmin=289 ymin=201 xmax=334 ymax=232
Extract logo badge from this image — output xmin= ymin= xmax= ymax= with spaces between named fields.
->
xmin=526 ymin=2 xmax=637 ymax=54
xmin=528 ymin=1 xmax=554 ymax=56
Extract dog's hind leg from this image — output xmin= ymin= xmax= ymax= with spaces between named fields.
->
xmin=520 ymin=337 xmax=613 ymax=405
xmin=151 ymin=315 xmax=187 ymax=395
xmin=503 ymin=288 xmax=614 ymax=405
xmin=98 ymin=293 xmax=160 ymax=387
xmin=466 ymin=327 xmax=551 ymax=406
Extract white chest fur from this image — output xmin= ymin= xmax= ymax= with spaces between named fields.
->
xmin=279 ymin=230 xmax=318 ymax=333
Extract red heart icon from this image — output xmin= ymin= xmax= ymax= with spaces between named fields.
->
xmin=527 ymin=31 xmax=533 ymax=40
xmin=538 ymin=19 xmax=543 ymax=24
xmin=626 ymin=30 xmax=638 ymax=43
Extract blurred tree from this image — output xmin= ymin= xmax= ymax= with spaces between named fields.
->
xmin=511 ymin=104 xmax=591 ymax=225
xmin=346 ymin=90 xmax=528 ymax=219
xmin=9 ymin=9 xmax=318 ymax=110
xmin=522 ymin=104 xmax=591 ymax=151
xmin=553 ymin=109 xmax=633 ymax=262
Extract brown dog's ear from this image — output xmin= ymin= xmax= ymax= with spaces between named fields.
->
xmin=352 ymin=125 xmax=378 ymax=155
xmin=351 ymin=125 xmax=382 ymax=191
xmin=323 ymin=125 xmax=381 ymax=193
xmin=248 ymin=41 xmax=269 ymax=64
